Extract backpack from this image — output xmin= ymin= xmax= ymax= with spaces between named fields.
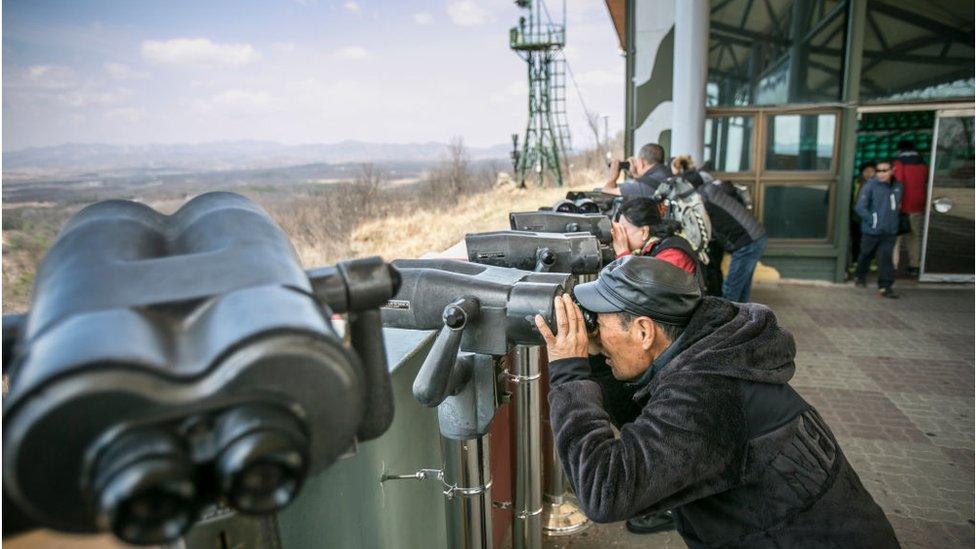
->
xmin=651 ymin=176 xmax=713 ymax=265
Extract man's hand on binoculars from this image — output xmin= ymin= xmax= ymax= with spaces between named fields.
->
xmin=534 ymin=294 xmax=589 ymax=362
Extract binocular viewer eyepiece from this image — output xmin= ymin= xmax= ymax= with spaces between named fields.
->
xmin=2 ymin=192 xmax=399 ymax=545
xmin=552 ymin=191 xmax=622 ymax=217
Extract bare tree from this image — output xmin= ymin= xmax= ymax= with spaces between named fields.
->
xmin=354 ymin=162 xmax=385 ymax=215
xmin=430 ymin=135 xmax=471 ymax=202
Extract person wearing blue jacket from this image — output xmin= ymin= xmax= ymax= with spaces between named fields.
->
xmin=854 ymin=159 xmax=903 ymax=298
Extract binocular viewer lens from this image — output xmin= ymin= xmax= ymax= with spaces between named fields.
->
xmin=91 ymin=404 xmax=308 ymax=544
xmin=93 ymin=430 xmax=198 ymax=545
xmin=215 ymin=405 xmax=309 ymax=515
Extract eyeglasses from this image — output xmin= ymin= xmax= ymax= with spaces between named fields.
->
xmin=877 ymin=168 xmax=891 ymax=173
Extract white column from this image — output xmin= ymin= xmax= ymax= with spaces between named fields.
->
xmin=671 ymin=0 xmax=710 ymax=163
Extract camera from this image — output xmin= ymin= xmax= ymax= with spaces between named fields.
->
xmin=609 ymin=160 xmax=630 ymax=171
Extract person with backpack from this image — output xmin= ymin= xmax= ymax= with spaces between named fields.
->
xmin=687 ymin=171 xmax=767 ymax=303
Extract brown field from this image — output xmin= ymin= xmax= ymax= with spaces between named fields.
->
xmin=1 ymin=162 xmax=606 ymax=313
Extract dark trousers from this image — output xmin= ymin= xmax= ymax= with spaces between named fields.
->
xmin=723 ymin=236 xmax=768 ymax=303
xmin=704 ymin=240 xmax=725 ymax=297
xmin=856 ymin=233 xmax=896 ymax=289
xmin=849 ymin=216 xmax=861 ymax=268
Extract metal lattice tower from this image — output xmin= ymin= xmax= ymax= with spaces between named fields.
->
xmin=510 ymin=0 xmax=571 ymax=187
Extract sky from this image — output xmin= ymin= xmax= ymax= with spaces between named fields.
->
xmin=1 ymin=0 xmax=625 ymax=151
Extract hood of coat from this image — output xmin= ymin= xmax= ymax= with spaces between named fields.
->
xmin=637 ymin=297 xmax=796 ymax=396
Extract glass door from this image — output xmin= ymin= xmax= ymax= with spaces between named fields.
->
xmin=920 ymin=109 xmax=975 ymax=282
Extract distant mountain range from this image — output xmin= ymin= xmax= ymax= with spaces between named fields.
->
xmin=2 ymin=139 xmax=511 ymax=174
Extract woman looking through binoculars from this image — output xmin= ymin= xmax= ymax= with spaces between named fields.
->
xmin=610 ymin=197 xmax=703 ymax=289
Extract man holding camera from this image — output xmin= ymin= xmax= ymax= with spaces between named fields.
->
xmin=533 ymin=256 xmax=898 ymax=548
xmin=602 ymin=143 xmax=671 ymax=198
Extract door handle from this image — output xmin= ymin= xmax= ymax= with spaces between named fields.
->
xmin=933 ymin=196 xmax=954 ymax=213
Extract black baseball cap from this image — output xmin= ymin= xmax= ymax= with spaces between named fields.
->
xmin=573 ymin=256 xmax=702 ymax=326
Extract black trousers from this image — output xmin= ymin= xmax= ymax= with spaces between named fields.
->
xmin=856 ymin=233 xmax=896 ymax=289
xmin=704 ymin=240 xmax=725 ymax=297
xmin=849 ymin=216 xmax=861 ymax=268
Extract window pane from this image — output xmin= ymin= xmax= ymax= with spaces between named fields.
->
xmin=704 ymin=116 xmax=753 ymax=172
xmin=763 ymin=184 xmax=831 ymax=239
xmin=707 ymin=0 xmax=847 ymax=106
xmin=860 ymin=1 xmax=974 ymax=103
xmin=765 ymin=114 xmax=835 ymax=171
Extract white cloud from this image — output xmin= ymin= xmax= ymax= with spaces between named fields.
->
xmin=271 ymin=42 xmax=297 ymax=53
xmin=446 ymin=1 xmax=492 ymax=26
xmin=105 ymin=107 xmax=147 ymax=124
xmin=332 ymin=46 xmax=370 ymax=60
xmin=212 ymin=89 xmax=272 ymax=109
xmin=105 ymin=62 xmax=150 ymax=80
xmin=140 ymin=38 xmax=259 ymax=68
xmin=490 ymin=80 xmax=526 ymax=104
xmin=21 ymin=65 xmax=75 ymax=89
xmin=574 ymin=69 xmax=620 ymax=87
xmin=61 ymin=88 xmax=129 ymax=108
xmin=343 ymin=1 xmax=360 ymax=12
xmin=413 ymin=12 xmax=434 ymax=25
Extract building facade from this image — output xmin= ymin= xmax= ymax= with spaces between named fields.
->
xmin=606 ymin=0 xmax=975 ymax=282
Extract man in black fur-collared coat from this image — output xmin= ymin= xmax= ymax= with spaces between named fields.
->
xmin=533 ymin=256 xmax=899 ymax=548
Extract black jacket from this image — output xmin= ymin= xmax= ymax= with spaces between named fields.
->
xmin=699 ymin=183 xmax=764 ymax=251
xmin=548 ymin=298 xmax=899 ymax=548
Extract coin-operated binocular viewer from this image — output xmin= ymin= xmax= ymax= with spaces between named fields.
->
xmin=509 ymin=211 xmax=612 ymax=245
xmin=465 ymin=230 xmax=614 ymax=276
xmin=2 ymin=192 xmax=399 ymax=546
xmin=466 ymin=230 xmax=615 ymax=537
xmin=380 ymin=259 xmax=571 ymax=549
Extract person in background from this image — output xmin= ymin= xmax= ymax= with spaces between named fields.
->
xmin=850 ymin=161 xmax=877 ymax=274
xmin=601 ymin=143 xmax=671 ymax=198
xmin=670 ymin=154 xmax=694 ymax=176
xmin=689 ymin=172 xmax=767 ymax=303
xmin=892 ymin=140 xmax=928 ymax=276
xmin=854 ymin=159 xmax=903 ymax=298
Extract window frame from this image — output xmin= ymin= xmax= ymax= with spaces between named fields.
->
xmin=705 ymin=105 xmax=843 ymax=244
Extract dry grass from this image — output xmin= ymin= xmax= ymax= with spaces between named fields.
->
xmin=350 ymin=179 xmax=596 ymax=261
xmin=1 ymin=165 xmax=606 ymax=313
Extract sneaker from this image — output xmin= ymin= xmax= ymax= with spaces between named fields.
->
xmin=625 ymin=511 xmax=675 ymax=535
xmin=855 ymin=278 xmax=867 ymax=288
xmin=879 ymin=287 xmax=899 ymax=299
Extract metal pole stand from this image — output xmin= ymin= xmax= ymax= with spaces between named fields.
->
xmin=541 ymin=443 xmax=589 ymax=535
xmin=542 ymin=273 xmax=591 ymax=536
xmin=512 ymin=344 xmax=542 ymax=549
xmin=443 ymin=435 xmax=494 ymax=549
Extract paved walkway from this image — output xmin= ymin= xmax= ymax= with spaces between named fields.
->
xmin=545 ymin=281 xmax=975 ymax=549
